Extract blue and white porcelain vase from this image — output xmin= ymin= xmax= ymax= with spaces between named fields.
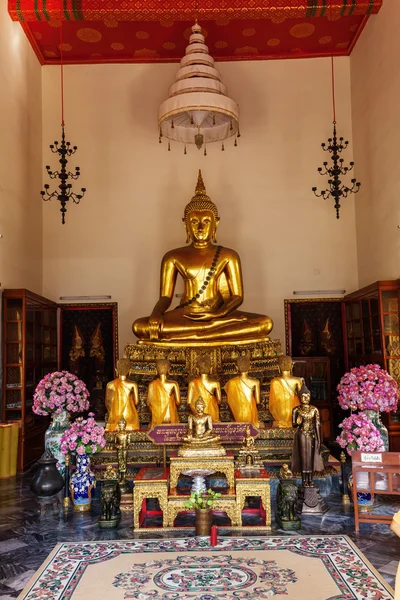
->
xmin=70 ymin=454 xmax=96 ymax=512
xmin=45 ymin=410 xmax=70 ymax=477
xmin=364 ymin=410 xmax=389 ymax=451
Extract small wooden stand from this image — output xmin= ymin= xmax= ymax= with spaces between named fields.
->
xmin=352 ymin=451 xmax=400 ymax=531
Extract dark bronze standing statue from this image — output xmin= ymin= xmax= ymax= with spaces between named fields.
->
xmin=291 ymin=384 xmax=324 ymax=487
xmin=291 ymin=384 xmax=328 ymax=514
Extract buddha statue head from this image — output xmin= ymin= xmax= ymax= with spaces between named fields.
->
xmin=117 ymin=416 xmax=127 ymax=431
xmin=116 ymin=358 xmax=131 ymax=378
xmin=183 ymin=170 xmax=220 ymax=245
xmin=156 ymin=358 xmax=170 ymax=376
xmin=278 ymin=354 xmax=293 ymax=374
xmin=195 ymin=396 xmax=206 ymax=415
xmin=237 ymin=354 xmax=251 ymax=373
xmin=197 ymin=354 xmax=211 ymax=376
xmin=299 ymin=383 xmax=311 ymax=405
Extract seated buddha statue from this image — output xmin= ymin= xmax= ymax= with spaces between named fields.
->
xmin=187 ymin=354 xmax=221 ymax=422
xmin=133 ymin=171 xmax=273 ymax=346
xmin=224 ymin=354 xmax=261 ymax=426
xmin=147 ymin=359 xmax=181 ymax=427
xmin=105 ymin=359 xmax=139 ymax=432
xmin=178 ymin=397 xmax=225 ymax=457
xmin=269 ymin=355 xmax=302 ymax=428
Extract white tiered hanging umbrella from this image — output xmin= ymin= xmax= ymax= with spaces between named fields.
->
xmin=158 ymin=22 xmax=240 ymax=154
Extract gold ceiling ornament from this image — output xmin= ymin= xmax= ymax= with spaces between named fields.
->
xmin=158 ymin=22 xmax=240 ymax=154
xmin=77 ymin=28 xmax=102 ymax=43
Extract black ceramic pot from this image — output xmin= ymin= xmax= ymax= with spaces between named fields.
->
xmin=30 ymin=448 xmax=65 ymax=499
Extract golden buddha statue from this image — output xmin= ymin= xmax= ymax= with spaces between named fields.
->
xmin=224 ymin=354 xmax=260 ymax=426
xmin=133 ymin=170 xmax=273 ymax=346
xmin=147 ymin=359 xmax=181 ymax=427
xmin=236 ymin=424 xmax=262 ymax=468
xmin=187 ymin=355 xmax=221 ymax=422
xmin=269 ymin=355 xmax=302 ymax=428
xmin=178 ymin=397 xmax=225 ymax=457
xmin=105 ymin=359 xmax=139 ymax=432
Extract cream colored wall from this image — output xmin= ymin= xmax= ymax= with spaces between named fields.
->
xmin=0 ymin=0 xmax=43 ymax=291
xmin=41 ymin=57 xmax=358 ymax=356
xmin=351 ymin=0 xmax=400 ymax=287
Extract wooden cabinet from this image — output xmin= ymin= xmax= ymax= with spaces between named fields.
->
xmin=2 ymin=289 xmax=58 ymax=471
xmin=344 ymin=281 xmax=400 ymax=450
xmin=351 ymin=451 xmax=400 ymax=531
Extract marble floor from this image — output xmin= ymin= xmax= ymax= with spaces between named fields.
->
xmin=0 ymin=473 xmax=400 ymax=599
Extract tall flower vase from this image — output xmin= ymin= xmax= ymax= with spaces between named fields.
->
xmin=45 ymin=411 xmax=70 ymax=477
xmin=70 ymin=454 xmax=96 ymax=512
xmin=364 ymin=410 xmax=389 ymax=451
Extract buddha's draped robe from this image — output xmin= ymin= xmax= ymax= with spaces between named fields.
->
xmin=147 ymin=380 xmax=179 ymax=427
xmin=187 ymin=379 xmax=220 ymax=422
xmin=105 ymin=378 xmax=139 ymax=431
xmin=269 ymin=378 xmax=300 ymax=428
xmin=224 ymin=377 xmax=259 ymax=425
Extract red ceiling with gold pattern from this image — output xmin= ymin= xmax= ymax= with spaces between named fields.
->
xmin=8 ymin=1 xmax=382 ymax=64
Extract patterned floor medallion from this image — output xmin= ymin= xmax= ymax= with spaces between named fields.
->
xmin=114 ymin=554 xmax=296 ymax=598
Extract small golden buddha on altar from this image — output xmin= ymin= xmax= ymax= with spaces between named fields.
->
xmin=178 ymin=397 xmax=226 ymax=457
xmin=187 ymin=355 xmax=221 ymax=421
xmin=147 ymin=359 xmax=181 ymax=427
xmin=224 ymin=354 xmax=261 ymax=426
xmin=105 ymin=359 xmax=139 ymax=432
xmin=269 ymin=355 xmax=302 ymax=428
xmin=133 ymin=171 xmax=273 ymax=346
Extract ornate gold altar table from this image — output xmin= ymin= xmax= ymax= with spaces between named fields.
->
xmin=133 ymin=467 xmax=169 ymax=529
xmin=169 ymin=453 xmax=235 ymax=489
xmin=235 ymin=468 xmax=271 ymax=528
xmin=166 ymin=488 xmax=240 ymax=528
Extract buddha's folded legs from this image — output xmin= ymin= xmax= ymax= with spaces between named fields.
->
xmin=133 ymin=309 xmax=273 ymax=341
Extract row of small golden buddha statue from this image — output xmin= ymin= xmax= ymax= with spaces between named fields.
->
xmin=105 ymin=354 xmax=302 ymax=432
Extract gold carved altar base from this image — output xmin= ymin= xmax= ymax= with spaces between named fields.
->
xmin=132 ymin=465 xmax=271 ymax=530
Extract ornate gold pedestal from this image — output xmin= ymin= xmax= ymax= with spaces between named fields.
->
xmin=132 ymin=465 xmax=271 ymax=530
xmin=133 ymin=467 xmax=169 ymax=528
xmin=169 ymin=455 xmax=235 ymax=489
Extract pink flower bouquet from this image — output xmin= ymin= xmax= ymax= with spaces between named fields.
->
xmin=61 ymin=414 xmax=106 ymax=456
xmin=33 ymin=371 xmax=90 ymax=416
xmin=336 ymin=412 xmax=385 ymax=455
xmin=337 ymin=363 xmax=398 ymax=412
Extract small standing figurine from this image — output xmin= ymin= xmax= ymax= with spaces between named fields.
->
xmin=147 ymin=359 xmax=181 ymax=427
xmin=236 ymin=425 xmax=262 ymax=468
xmin=187 ymin=355 xmax=221 ymax=422
xmin=224 ymin=354 xmax=261 ymax=426
xmin=178 ymin=397 xmax=225 ymax=457
xmin=269 ymin=355 xmax=302 ymax=428
xmin=109 ymin=417 xmax=133 ymax=492
xmin=243 ymin=425 xmax=255 ymax=448
xmin=291 ymin=384 xmax=324 ymax=487
xmin=105 ymin=359 xmax=140 ymax=432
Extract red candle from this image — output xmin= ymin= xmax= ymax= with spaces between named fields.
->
xmin=210 ymin=525 xmax=217 ymax=546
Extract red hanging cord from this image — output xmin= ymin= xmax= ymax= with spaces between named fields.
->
xmin=331 ymin=55 xmax=336 ymax=123
xmin=60 ymin=12 xmax=65 ymax=125
xmin=329 ymin=1 xmax=336 ymax=123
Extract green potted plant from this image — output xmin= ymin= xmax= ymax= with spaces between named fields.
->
xmin=184 ymin=489 xmax=221 ymax=535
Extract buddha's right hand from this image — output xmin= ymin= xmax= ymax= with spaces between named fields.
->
xmin=148 ymin=312 xmax=164 ymax=340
